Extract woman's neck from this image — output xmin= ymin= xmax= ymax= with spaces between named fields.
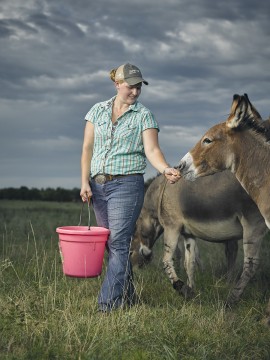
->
xmin=112 ymin=98 xmax=129 ymax=123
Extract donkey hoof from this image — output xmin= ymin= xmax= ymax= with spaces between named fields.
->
xmin=181 ymin=285 xmax=195 ymax=300
xmin=173 ymin=279 xmax=185 ymax=293
xmin=173 ymin=280 xmax=195 ymax=299
xmin=224 ymin=301 xmax=233 ymax=310
xmin=225 ymin=294 xmax=239 ymax=309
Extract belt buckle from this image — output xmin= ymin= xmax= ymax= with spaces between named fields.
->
xmin=94 ymin=174 xmax=107 ymax=184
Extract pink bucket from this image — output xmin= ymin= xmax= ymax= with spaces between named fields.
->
xmin=56 ymin=226 xmax=110 ymax=278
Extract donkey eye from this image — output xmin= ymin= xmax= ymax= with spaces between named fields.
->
xmin=202 ymin=138 xmax=212 ymax=145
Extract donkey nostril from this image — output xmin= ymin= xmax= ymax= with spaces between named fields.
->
xmin=178 ymin=161 xmax=186 ymax=171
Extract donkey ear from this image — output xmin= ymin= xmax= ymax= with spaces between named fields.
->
xmin=226 ymin=94 xmax=248 ymax=129
xmin=244 ymin=93 xmax=262 ymax=120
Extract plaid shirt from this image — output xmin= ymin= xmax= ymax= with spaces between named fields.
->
xmin=85 ymin=96 xmax=159 ymax=177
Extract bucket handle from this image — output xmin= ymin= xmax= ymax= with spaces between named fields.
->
xmin=78 ymin=199 xmax=91 ymax=230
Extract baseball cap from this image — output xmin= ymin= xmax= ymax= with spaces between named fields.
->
xmin=115 ymin=63 xmax=149 ymax=85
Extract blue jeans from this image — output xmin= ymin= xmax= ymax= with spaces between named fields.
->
xmin=91 ymin=174 xmax=144 ymax=311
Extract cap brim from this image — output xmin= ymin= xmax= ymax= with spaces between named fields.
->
xmin=125 ymin=77 xmax=149 ymax=86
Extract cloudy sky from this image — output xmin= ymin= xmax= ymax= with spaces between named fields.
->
xmin=1 ymin=0 xmax=269 ymax=189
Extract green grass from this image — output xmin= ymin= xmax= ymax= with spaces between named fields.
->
xmin=0 ymin=200 xmax=270 ymax=359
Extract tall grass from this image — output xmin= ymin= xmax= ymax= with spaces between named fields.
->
xmin=0 ymin=200 xmax=270 ymax=359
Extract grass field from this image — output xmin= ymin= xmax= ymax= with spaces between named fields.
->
xmin=0 ymin=200 xmax=270 ymax=359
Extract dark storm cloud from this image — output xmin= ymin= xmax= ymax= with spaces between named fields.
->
xmin=0 ymin=0 xmax=269 ymax=188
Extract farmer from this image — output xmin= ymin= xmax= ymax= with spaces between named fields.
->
xmin=80 ymin=63 xmax=180 ymax=312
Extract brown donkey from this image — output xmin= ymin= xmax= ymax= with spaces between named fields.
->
xmin=178 ymin=94 xmax=270 ymax=325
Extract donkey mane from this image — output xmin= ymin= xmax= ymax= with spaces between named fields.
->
xmin=244 ymin=116 xmax=268 ymax=138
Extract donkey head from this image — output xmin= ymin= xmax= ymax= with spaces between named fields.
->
xmin=178 ymin=94 xmax=263 ymax=181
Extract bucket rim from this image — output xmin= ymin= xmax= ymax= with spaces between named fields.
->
xmin=56 ymin=226 xmax=110 ymax=235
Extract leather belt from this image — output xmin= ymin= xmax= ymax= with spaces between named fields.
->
xmin=92 ymin=173 xmax=142 ymax=185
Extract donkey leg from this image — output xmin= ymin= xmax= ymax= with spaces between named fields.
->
xmin=163 ymin=228 xmax=182 ymax=289
xmin=224 ymin=239 xmax=238 ymax=282
xmin=183 ymin=237 xmax=197 ymax=289
xmin=195 ymin=240 xmax=203 ymax=272
xmin=227 ymin=239 xmax=262 ymax=306
xmin=163 ymin=228 xmax=194 ymax=299
xmin=227 ymin=213 xmax=267 ymax=305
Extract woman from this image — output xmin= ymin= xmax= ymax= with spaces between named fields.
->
xmin=80 ymin=63 xmax=180 ymax=312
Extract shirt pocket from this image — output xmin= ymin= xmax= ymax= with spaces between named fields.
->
xmin=95 ymin=120 xmax=108 ymax=137
xmin=116 ymin=122 xmax=138 ymax=140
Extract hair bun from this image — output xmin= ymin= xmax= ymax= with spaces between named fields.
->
xmin=110 ymin=68 xmax=117 ymax=82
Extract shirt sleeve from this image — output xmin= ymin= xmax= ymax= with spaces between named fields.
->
xmin=141 ymin=110 xmax=160 ymax=132
xmin=84 ymin=103 xmax=100 ymax=124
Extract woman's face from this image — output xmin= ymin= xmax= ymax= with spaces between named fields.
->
xmin=116 ymin=81 xmax=142 ymax=105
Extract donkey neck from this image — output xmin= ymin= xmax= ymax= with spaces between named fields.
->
xmin=232 ymin=129 xmax=270 ymax=224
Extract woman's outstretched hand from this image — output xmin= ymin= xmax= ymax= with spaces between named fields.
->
xmin=163 ymin=167 xmax=181 ymax=184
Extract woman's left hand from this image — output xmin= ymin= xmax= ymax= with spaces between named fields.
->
xmin=163 ymin=167 xmax=181 ymax=184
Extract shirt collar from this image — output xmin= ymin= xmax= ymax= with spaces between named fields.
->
xmin=102 ymin=96 xmax=139 ymax=112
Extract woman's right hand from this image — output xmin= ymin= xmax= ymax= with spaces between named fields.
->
xmin=80 ymin=183 xmax=92 ymax=202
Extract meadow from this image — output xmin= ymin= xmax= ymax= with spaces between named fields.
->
xmin=0 ymin=200 xmax=270 ymax=360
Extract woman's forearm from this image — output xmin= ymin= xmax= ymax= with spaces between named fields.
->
xmin=81 ymin=121 xmax=94 ymax=186
xmin=81 ymin=147 xmax=92 ymax=185
xmin=145 ymin=147 xmax=169 ymax=173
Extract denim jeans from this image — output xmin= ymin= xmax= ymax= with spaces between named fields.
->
xmin=90 ymin=174 xmax=144 ymax=311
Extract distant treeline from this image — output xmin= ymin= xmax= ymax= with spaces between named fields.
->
xmin=0 ymin=178 xmax=155 ymax=202
xmin=0 ymin=186 xmax=81 ymax=202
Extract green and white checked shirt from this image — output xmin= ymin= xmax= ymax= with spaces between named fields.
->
xmin=85 ymin=96 xmax=159 ymax=177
